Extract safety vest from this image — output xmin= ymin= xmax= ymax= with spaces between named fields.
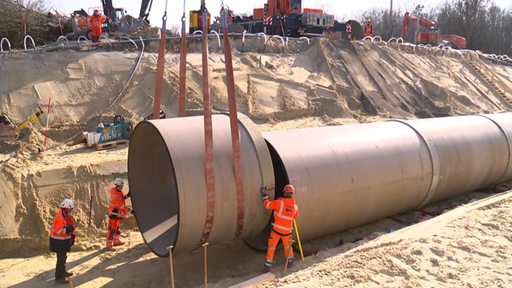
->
xmin=50 ymin=209 xmax=75 ymax=240
xmin=365 ymin=23 xmax=373 ymax=36
xmin=89 ymin=15 xmax=106 ymax=37
xmin=264 ymin=197 xmax=299 ymax=235
xmin=108 ymin=187 xmax=129 ymax=218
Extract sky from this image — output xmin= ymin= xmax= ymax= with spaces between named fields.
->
xmin=46 ymin=0 xmax=511 ymax=28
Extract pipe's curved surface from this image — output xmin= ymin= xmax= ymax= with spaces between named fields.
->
xmin=128 ymin=112 xmax=512 ymax=256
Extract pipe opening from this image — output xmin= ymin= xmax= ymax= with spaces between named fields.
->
xmin=128 ymin=121 xmax=179 ymax=257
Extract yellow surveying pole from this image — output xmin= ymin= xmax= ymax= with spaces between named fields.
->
xmin=293 ymin=219 xmax=304 ymax=262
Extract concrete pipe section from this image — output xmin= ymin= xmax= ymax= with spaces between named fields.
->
xmin=128 ymin=112 xmax=512 ymax=256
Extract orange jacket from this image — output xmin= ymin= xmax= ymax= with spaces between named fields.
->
xmin=264 ymin=197 xmax=299 ymax=235
xmin=50 ymin=208 xmax=75 ymax=240
xmin=108 ymin=186 xmax=129 ymax=218
xmin=89 ymin=15 xmax=106 ymax=37
xmin=365 ymin=23 xmax=373 ymax=37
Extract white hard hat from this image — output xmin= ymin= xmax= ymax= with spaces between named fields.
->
xmin=114 ymin=178 xmax=125 ymax=186
xmin=61 ymin=198 xmax=74 ymax=209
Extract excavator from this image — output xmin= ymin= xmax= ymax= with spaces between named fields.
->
xmin=401 ymin=6 xmax=466 ymax=49
xmin=0 ymin=105 xmax=44 ymax=139
xmin=71 ymin=0 xmax=153 ymax=39
xmin=101 ymin=0 xmax=154 ymax=25
xmin=191 ymin=0 xmax=344 ymax=38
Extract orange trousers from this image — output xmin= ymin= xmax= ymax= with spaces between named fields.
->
xmin=105 ymin=218 xmax=122 ymax=248
xmin=265 ymin=230 xmax=294 ymax=266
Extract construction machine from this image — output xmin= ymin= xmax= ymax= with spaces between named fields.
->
xmin=0 ymin=105 xmax=44 ymax=139
xmin=82 ymin=115 xmax=133 ymax=150
xmin=101 ymin=0 xmax=154 ymax=26
xmin=401 ymin=6 xmax=466 ymax=49
xmin=70 ymin=0 xmax=153 ymax=40
xmin=191 ymin=0 xmax=351 ymax=38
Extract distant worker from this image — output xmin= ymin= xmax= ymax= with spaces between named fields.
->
xmin=89 ymin=9 xmax=106 ymax=43
xmin=105 ymin=178 xmax=134 ymax=250
xmin=49 ymin=198 xmax=76 ymax=284
xmin=365 ymin=20 xmax=373 ymax=37
xmin=346 ymin=21 xmax=352 ymax=41
xmin=260 ymin=184 xmax=300 ymax=272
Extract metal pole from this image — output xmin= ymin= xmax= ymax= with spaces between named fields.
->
xmin=167 ymin=246 xmax=175 ymax=288
xmin=203 ymin=242 xmax=209 ymax=288
xmin=293 ymin=220 xmax=304 ymax=262
xmin=43 ymin=97 xmax=52 ymax=152
xmin=178 ymin=5 xmax=187 ymax=117
xmin=88 ymin=194 xmax=93 ymax=227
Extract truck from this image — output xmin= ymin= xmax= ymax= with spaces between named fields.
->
xmin=190 ymin=0 xmax=359 ymax=39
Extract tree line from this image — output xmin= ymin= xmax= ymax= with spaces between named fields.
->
xmin=360 ymin=0 xmax=511 ymax=56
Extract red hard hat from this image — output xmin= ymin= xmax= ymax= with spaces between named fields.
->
xmin=283 ymin=184 xmax=295 ymax=194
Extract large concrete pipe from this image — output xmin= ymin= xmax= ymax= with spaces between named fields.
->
xmin=127 ymin=114 xmax=274 ymax=256
xmin=128 ymin=112 xmax=512 ymax=256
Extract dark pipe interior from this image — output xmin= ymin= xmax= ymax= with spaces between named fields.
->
xmin=243 ymin=139 xmax=289 ymax=251
xmin=128 ymin=121 xmax=180 ymax=256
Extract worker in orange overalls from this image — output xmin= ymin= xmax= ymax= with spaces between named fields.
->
xmin=89 ymin=9 xmax=106 ymax=43
xmin=346 ymin=20 xmax=352 ymax=41
xmin=260 ymin=184 xmax=299 ymax=272
xmin=365 ymin=20 xmax=373 ymax=37
xmin=49 ymin=198 xmax=76 ymax=284
xmin=105 ymin=178 xmax=134 ymax=250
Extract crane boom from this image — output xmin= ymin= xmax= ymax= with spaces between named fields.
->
xmin=139 ymin=0 xmax=153 ymax=23
xmin=101 ymin=0 xmax=115 ymax=19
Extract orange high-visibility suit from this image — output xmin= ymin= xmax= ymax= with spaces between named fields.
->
xmin=49 ymin=208 xmax=75 ymax=280
xmin=89 ymin=14 xmax=106 ymax=42
xmin=365 ymin=21 xmax=373 ymax=37
xmin=105 ymin=186 xmax=130 ymax=248
xmin=263 ymin=196 xmax=299 ymax=268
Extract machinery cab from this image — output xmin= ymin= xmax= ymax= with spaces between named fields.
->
xmin=417 ymin=29 xmax=440 ymax=46
xmin=0 ymin=114 xmax=16 ymax=138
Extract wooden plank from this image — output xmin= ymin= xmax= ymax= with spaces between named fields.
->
xmin=94 ymin=139 xmax=129 ymax=150
xmin=228 ymin=272 xmax=276 ymax=288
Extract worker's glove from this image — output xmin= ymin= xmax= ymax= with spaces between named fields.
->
xmin=65 ymin=225 xmax=75 ymax=234
xmin=125 ymin=191 xmax=131 ymax=199
xmin=260 ymin=186 xmax=268 ymax=199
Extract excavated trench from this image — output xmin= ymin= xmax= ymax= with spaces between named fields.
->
xmin=1 ymin=37 xmax=512 ymax=287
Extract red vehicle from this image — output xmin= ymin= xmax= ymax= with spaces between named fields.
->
xmin=191 ymin=0 xmax=337 ymax=37
xmin=401 ymin=10 xmax=466 ymax=49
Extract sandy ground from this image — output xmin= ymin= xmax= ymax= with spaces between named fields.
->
xmin=1 ymin=37 xmax=512 ymax=287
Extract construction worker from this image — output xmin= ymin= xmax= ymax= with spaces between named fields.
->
xmin=346 ymin=20 xmax=352 ymax=41
xmin=106 ymin=178 xmax=134 ymax=249
xmin=49 ymin=198 xmax=76 ymax=284
xmin=260 ymin=184 xmax=299 ymax=272
xmin=365 ymin=20 xmax=373 ymax=37
xmin=89 ymin=9 xmax=106 ymax=43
